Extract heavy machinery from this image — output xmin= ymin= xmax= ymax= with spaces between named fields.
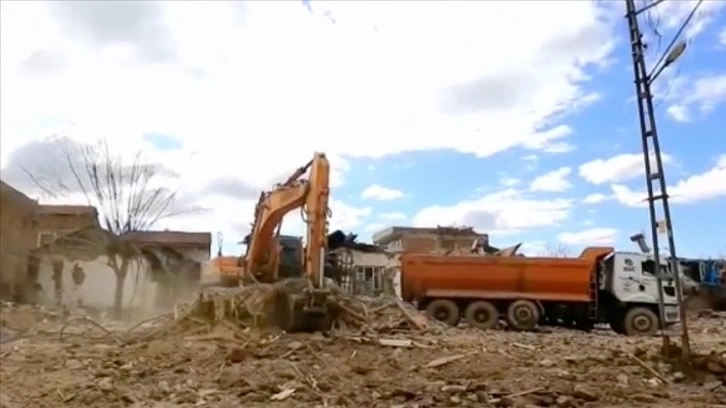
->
xmin=208 ymin=234 xmax=304 ymax=287
xmin=681 ymin=258 xmax=726 ymax=311
xmin=400 ymin=247 xmax=681 ymax=336
xmin=238 ymin=152 xmax=335 ymax=332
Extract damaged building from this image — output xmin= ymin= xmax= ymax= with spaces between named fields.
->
xmin=34 ymin=228 xmax=212 ymax=311
xmin=372 ymin=225 xmax=492 ymax=253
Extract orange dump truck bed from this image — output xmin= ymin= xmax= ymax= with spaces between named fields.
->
xmin=400 ymin=247 xmax=613 ymax=304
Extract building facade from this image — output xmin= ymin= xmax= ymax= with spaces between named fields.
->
xmin=35 ymin=229 xmax=213 ymax=311
xmin=35 ymin=205 xmax=100 ymax=247
xmin=0 ymin=181 xmax=39 ymax=300
xmin=372 ymin=226 xmax=489 ymax=254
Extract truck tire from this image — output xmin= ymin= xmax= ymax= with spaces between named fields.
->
xmin=426 ymin=299 xmax=460 ymax=326
xmin=623 ymin=306 xmax=658 ymax=336
xmin=506 ymin=300 xmax=540 ymax=331
xmin=464 ymin=301 xmax=499 ymax=330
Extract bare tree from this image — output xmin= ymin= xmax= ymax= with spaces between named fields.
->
xmin=24 ymin=138 xmax=191 ymax=318
xmin=546 ymin=242 xmax=572 ymax=258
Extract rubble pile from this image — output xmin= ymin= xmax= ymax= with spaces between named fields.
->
xmin=182 ymin=281 xmax=435 ymax=334
xmin=1 ymin=300 xmax=725 ymax=408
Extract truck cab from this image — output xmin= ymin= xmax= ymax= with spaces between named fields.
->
xmin=599 ymin=251 xmax=681 ymax=334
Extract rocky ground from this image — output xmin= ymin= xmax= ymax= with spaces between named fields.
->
xmin=1 ymin=297 xmax=725 ymax=408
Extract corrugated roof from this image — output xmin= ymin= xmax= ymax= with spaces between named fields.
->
xmin=38 ymin=205 xmax=97 ymax=216
xmin=123 ymin=230 xmax=212 ymax=246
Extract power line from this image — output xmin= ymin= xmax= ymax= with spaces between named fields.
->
xmin=649 ymin=0 xmax=704 ymax=80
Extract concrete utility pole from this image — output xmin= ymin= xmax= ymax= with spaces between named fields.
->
xmin=624 ymin=0 xmax=690 ymax=359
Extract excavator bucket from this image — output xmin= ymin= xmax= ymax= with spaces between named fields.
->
xmin=270 ymin=278 xmax=334 ymax=332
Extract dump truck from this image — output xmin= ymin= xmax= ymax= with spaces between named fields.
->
xmin=400 ymin=247 xmax=681 ymax=336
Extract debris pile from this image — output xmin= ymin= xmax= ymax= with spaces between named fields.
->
xmin=1 ymin=300 xmax=726 ymax=407
xmin=175 ymin=278 xmax=435 ymax=335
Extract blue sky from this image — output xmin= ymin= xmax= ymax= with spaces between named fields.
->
xmin=289 ymin=4 xmax=726 ymax=258
xmin=1 ymin=1 xmax=724 ymax=259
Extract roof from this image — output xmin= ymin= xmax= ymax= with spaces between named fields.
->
xmin=123 ymin=230 xmax=212 ymax=247
xmin=0 ymin=180 xmax=37 ymax=207
xmin=372 ymin=225 xmax=487 ymax=244
xmin=38 ymin=204 xmax=97 ymax=216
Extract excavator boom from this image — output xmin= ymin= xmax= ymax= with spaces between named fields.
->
xmin=241 ymin=153 xmax=333 ymax=332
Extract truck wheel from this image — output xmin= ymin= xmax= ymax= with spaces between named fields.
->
xmin=624 ymin=307 xmax=658 ymax=336
xmin=464 ymin=301 xmax=499 ymax=330
xmin=426 ymin=299 xmax=460 ymax=326
xmin=506 ymin=300 xmax=540 ymax=331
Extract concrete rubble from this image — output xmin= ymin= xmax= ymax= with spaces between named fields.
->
xmin=1 ymin=298 xmax=725 ymax=408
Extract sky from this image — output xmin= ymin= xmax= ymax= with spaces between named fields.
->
xmin=1 ymin=0 xmax=724 ymax=258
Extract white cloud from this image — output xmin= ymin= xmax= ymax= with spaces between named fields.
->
xmin=720 ymin=26 xmax=726 ymax=46
xmin=657 ymin=73 xmax=726 ymax=119
xmin=558 ymin=227 xmax=617 ymax=246
xmin=518 ymin=241 xmax=548 ymax=256
xmin=582 ymin=193 xmax=609 ymax=204
xmin=500 ymin=177 xmax=521 ymax=187
xmin=649 ymin=0 xmax=726 ymax=40
xmin=364 ymin=223 xmax=386 ymax=233
xmin=378 ymin=212 xmax=407 ymax=221
xmin=361 ymin=184 xmax=404 ymax=201
xmin=666 ymin=104 xmax=690 ymax=122
xmin=611 ymin=156 xmax=726 ymax=206
xmin=0 ymin=1 xmax=617 ymax=164
xmin=413 ymin=189 xmax=573 ymax=234
xmin=579 ymin=153 xmax=673 ymax=185
xmin=0 ymin=1 xmax=618 ymax=248
xmin=542 ymin=142 xmax=576 ymax=154
xmin=530 ymin=167 xmax=572 ymax=192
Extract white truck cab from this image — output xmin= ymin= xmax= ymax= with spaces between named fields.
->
xmin=599 ymin=251 xmax=681 ymax=335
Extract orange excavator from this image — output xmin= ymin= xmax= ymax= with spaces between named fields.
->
xmin=236 ymin=152 xmax=334 ymax=332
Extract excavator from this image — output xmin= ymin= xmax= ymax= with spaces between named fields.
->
xmin=235 ymin=152 xmax=335 ymax=332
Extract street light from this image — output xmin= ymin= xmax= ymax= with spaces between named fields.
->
xmin=649 ymin=41 xmax=687 ymax=84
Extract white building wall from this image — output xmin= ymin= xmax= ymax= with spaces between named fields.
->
xmin=37 ymin=256 xmax=158 ymax=312
xmin=347 ymin=250 xmax=402 ymax=298
xmin=181 ymin=248 xmax=210 ymax=264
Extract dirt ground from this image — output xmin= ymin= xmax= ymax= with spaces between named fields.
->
xmin=1 ymin=299 xmax=725 ymax=408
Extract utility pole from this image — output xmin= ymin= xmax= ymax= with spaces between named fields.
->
xmin=624 ymin=0 xmax=690 ymax=359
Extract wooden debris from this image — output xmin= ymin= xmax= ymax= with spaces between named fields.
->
xmin=426 ymin=354 xmax=466 ymax=368
xmin=270 ymin=388 xmax=296 ymax=401
xmin=629 ymin=353 xmax=672 ymax=384
xmin=378 ymin=338 xmax=414 ymax=348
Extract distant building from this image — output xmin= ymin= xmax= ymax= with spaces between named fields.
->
xmin=372 ymin=225 xmax=489 ymax=253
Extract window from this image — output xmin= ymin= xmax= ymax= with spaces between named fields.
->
xmin=372 ymin=267 xmax=383 ymax=291
xmin=355 ymin=266 xmax=365 ymax=281
xmin=642 ymin=259 xmax=669 ymax=277
xmin=37 ymin=231 xmax=56 ymax=247
xmin=387 ymin=239 xmax=402 ymax=252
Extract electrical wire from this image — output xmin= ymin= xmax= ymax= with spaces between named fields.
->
xmin=649 ymin=0 xmax=704 ymax=78
xmin=643 ymin=0 xmax=664 ymax=56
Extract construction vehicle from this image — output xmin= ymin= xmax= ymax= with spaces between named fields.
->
xmin=399 ymin=247 xmax=681 ymax=336
xmin=207 ymin=234 xmax=304 ymax=287
xmin=237 ymin=152 xmax=335 ymax=332
xmin=681 ymin=258 xmax=726 ymax=311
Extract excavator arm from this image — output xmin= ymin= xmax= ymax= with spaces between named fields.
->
xmin=243 ymin=152 xmax=331 ymax=289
